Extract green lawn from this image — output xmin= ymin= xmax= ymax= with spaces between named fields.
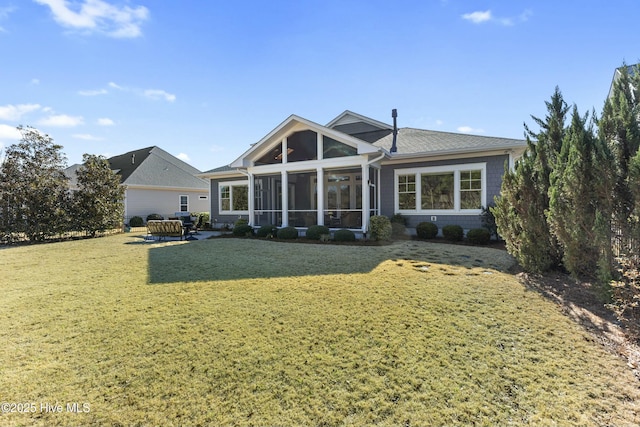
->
xmin=1 ymin=233 xmax=638 ymax=426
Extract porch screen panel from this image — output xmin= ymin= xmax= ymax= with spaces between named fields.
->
xmin=325 ymin=168 xmax=362 ymax=228
xmin=322 ymin=136 xmax=357 ymax=158
xmin=288 ymin=171 xmax=317 ymax=226
xmin=287 ymin=130 xmax=317 ymax=162
xmin=254 ymin=174 xmax=282 ymax=226
xmin=255 ymin=142 xmax=283 ymax=165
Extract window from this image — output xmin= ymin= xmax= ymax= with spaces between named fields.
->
xmin=219 ymin=181 xmax=249 ymax=213
xmin=395 ymin=164 xmax=485 ymax=213
xmin=460 ymin=170 xmax=482 ymax=209
xmin=398 ymin=174 xmax=416 ymax=210
xmin=179 ymin=195 xmax=189 ymax=212
xmin=421 ymin=173 xmax=454 ymax=210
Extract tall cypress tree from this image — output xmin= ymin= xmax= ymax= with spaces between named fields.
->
xmin=493 ymin=88 xmax=567 ymax=272
xmin=599 ymin=63 xmax=640 ymax=229
xmin=547 ymin=107 xmax=614 ymax=279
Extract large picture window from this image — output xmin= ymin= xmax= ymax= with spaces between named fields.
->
xmin=219 ymin=181 xmax=249 ymax=213
xmin=421 ymin=172 xmax=454 ymax=210
xmin=395 ymin=164 xmax=485 ymax=213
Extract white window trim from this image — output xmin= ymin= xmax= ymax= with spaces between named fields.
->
xmin=394 ymin=163 xmax=486 ymax=215
xmin=218 ymin=180 xmax=249 ymax=214
xmin=179 ymin=195 xmax=189 ymax=212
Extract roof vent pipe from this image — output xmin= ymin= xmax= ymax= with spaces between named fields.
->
xmin=131 ymin=154 xmax=135 ymax=164
xmin=390 ymin=109 xmax=398 ymax=153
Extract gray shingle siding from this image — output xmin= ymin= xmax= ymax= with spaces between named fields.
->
xmin=379 ymin=154 xmax=509 ymax=231
xmin=209 ymin=177 xmax=249 ymax=226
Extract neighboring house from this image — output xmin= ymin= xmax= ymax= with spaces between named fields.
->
xmin=199 ymin=110 xmax=527 ymax=234
xmin=607 ymin=63 xmax=638 ymax=101
xmin=66 ymin=146 xmax=209 ymax=221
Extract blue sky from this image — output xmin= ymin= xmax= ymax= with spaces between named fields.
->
xmin=0 ymin=1 xmax=638 ymax=172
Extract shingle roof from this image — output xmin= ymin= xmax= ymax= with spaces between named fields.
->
xmin=200 ymin=164 xmax=237 ymax=175
xmin=108 ymin=146 xmax=207 ymax=189
xmin=371 ymin=128 xmax=526 ymax=155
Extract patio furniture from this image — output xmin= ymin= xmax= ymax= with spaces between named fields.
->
xmin=146 ymin=220 xmax=185 ymax=241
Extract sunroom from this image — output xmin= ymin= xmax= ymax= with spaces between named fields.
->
xmin=216 ymin=115 xmax=386 ymax=232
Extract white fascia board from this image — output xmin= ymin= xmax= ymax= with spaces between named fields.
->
xmin=382 ymin=146 xmax=526 ymax=165
xmin=125 ymin=184 xmax=209 ymax=192
xmin=247 ymin=155 xmax=368 ymax=175
xmin=197 ymin=169 xmax=245 ymax=179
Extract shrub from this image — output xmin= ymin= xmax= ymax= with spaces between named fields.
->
xmin=480 ymin=205 xmax=499 ymax=240
xmin=416 ymin=222 xmax=438 ymax=239
xmin=235 ymin=217 xmax=249 ymax=227
xmin=193 ymin=212 xmax=210 ymax=227
xmin=369 ymin=215 xmax=392 ymax=241
xmin=129 ymin=216 xmax=143 ymax=227
xmin=442 ymin=224 xmax=464 ymax=242
xmin=146 ymin=213 xmax=163 ymax=221
xmin=391 ymin=222 xmax=408 ymax=239
xmin=334 ymin=229 xmax=356 ymax=242
xmin=232 ymin=224 xmax=254 ymax=237
xmin=467 ymin=228 xmax=491 ymax=245
xmin=306 ymin=225 xmax=330 ymax=240
xmin=277 ymin=226 xmax=298 ymax=240
xmin=256 ymin=225 xmax=278 ymax=238
xmin=390 ymin=213 xmax=408 ymax=226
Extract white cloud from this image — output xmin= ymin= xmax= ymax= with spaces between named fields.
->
xmin=0 ymin=103 xmax=42 ymax=121
xmin=73 ymin=133 xmax=103 ymax=140
xmin=0 ymin=124 xmax=22 ymax=140
xmin=34 ymin=0 xmax=149 ymax=38
xmin=0 ymin=6 xmax=15 ymax=33
xmin=144 ymin=89 xmax=176 ymax=102
xmin=39 ymin=114 xmax=84 ymax=127
xmin=97 ymin=117 xmax=114 ymax=126
xmin=176 ymin=152 xmax=190 ymax=162
xmin=457 ymin=126 xmax=485 ymax=134
xmin=88 ymin=81 xmax=176 ymax=102
xmin=31 ymin=78 xmax=40 ymax=85
xmin=462 ymin=10 xmax=492 ymax=24
xmin=78 ymin=88 xmax=108 ymax=96
xmin=462 ymin=9 xmax=532 ymax=26
xmin=435 ymin=119 xmax=444 ymax=126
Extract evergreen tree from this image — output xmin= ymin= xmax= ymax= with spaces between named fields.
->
xmin=493 ymin=87 xmax=567 ymax=272
xmin=547 ymin=107 xmax=614 ymax=279
xmin=599 ymin=63 xmax=640 ymax=228
xmin=0 ymin=126 xmax=69 ymax=242
xmin=72 ymin=154 xmax=126 ymax=237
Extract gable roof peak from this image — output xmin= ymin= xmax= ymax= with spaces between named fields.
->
xmin=326 ymin=110 xmax=392 ymax=130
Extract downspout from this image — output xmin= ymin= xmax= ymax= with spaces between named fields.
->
xmin=363 ymin=152 xmax=386 ymax=237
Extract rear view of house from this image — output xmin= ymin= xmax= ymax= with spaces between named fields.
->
xmin=199 ymin=110 xmax=527 ymax=234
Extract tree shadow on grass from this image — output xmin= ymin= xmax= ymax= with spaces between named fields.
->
xmin=146 ymin=237 xmax=516 ymax=285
